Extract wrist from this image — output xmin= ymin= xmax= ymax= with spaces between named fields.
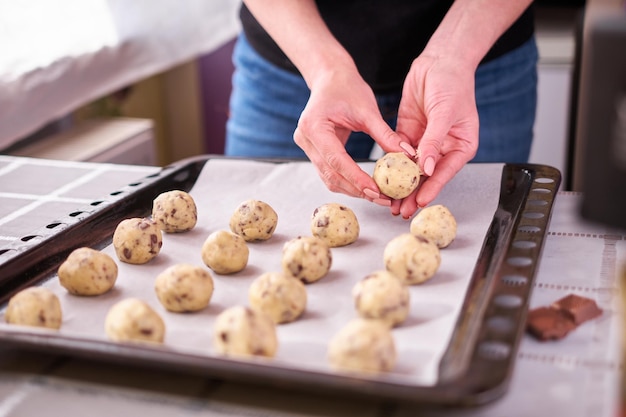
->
xmin=300 ymin=50 xmax=359 ymax=90
xmin=422 ymin=34 xmax=485 ymax=71
xmin=423 ymin=0 xmax=533 ymax=71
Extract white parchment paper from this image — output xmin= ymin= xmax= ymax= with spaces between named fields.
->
xmin=0 ymin=159 xmax=504 ymax=387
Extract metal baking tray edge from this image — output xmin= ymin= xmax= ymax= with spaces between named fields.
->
xmin=0 ymin=155 xmax=561 ymax=407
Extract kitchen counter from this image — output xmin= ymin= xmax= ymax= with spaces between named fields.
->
xmin=0 ymin=154 xmax=622 ymax=417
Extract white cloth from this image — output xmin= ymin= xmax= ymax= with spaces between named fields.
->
xmin=0 ymin=0 xmax=242 ymax=150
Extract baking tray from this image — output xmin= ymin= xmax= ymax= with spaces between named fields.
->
xmin=0 ymin=155 xmax=561 ymax=406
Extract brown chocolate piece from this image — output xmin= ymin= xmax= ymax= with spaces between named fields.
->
xmin=551 ymin=294 xmax=603 ymax=325
xmin=526 ymin=293 xmax=603 ymax=341
xmin=526 ymin=307 xmax=577 ymax=340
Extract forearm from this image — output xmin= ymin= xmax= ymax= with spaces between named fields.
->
xmin=242 ymin=0 xmax=357 ymax=89
xmin=424 ymin=0 xmax=533 ymax=70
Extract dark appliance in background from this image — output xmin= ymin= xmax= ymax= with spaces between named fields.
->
xmin=576 ymin=9 xmax=626 ymax=230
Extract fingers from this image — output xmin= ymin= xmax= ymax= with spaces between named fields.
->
xmin=290 ymin=75 xmax=418 ymax=209
xmin=395 ymin=189 xmax=420 ymax=219
xmin=391 ymin=150 xmax=462 ymax=219
xmin=369 ymin=118 xmax=416 ymax=158
xmin=416 ymin=150 xmax=468 ymax=206
xmin=415 ymin=110 xmax=453 ymax=177
xmin=294 ymin=126 xmax=358 ymax=196
xmin=294 ymin=126 xmax=392 ymax=207
xmin=293 ymin=97 xmax=414 ymax=207
xmin=389 ymin=199 xmax=402 ymax=216
xmin=363 ymin=188 xmax=392 ymax=207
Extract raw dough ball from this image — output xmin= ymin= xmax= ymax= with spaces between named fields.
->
xmin=105 ymin=298 xmax=165 ymax=344
xmin=58 ymin=247 xmax=118 ymax=296
xmin=112 ymin=217 xmax=163 ymax=264
xmin=310 ymin=203 xmax=359 ymax=247
xmin=229 ymin=199 xmax=278 ymax=242
xmin=281 ymin=236 xmax=332 ymax=283
xmin=383 ymin=233 xmax=441 ymax=285
xmin=373 ymin=152 xmax=421 ymax=199
xmin=248 ymin=271 xmax=307 ymax=324
xmin=352 ymin=270 xmax=410 ymax=327
xmin=154 ymin=264 xmax=214 ymax=312
xmin=5 ymin=287 xmax=62 ymax=329
xmin=410 ymin=204 xmax=457 ymax=248
xmin=213 ymin=305 xmax=278 ymax=357
xmin=328 ymin=318 xmax=396 ymax=373
xmin=201 ymin=230 xmax=249 ymax=274
xmin=152 ymin=190 xmax=197 ymax=233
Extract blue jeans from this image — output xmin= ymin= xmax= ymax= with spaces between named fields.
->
xmin=226 ymin=33 xmax=538 ymax=163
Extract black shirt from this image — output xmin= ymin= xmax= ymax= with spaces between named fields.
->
xmin=240 ymin=1 xmax=535 ymax=93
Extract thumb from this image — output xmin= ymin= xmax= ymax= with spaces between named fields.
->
xmin=367 ymin=117 xmax=417 ymax=158
xmin=416 ymin=117 xmax=451 ymax=177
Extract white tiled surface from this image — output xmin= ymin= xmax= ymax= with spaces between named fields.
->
xmin=0 ymin=155 xmax=158 ymax=245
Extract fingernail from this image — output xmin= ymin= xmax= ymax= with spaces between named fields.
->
xmin=374 ymin=198 xmax=391 ymax=207
xmin=400 ymin=142 xmax=416 ymax=157
xmin=424 ymin=157 xmax=435 ymax=176
xmin=363 ymin=188 xmax=380 ymax=199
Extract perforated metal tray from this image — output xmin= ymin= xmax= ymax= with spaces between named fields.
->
xmin=0 ymin=156 xmax=561 ymax=406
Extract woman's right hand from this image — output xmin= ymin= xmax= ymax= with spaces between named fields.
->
xmin=294 ymin=65 xmax=411 ymax=205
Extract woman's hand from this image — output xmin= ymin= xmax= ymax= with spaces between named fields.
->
xmin=243 ymin=0 xmax=412 ymax=207
xmin=294 ymin=66 xmax=411 ymax=206
xmin=387 ymin=0 xmax=533 ymax=219
xmin=390 ymin=53 xmax=479 ymax=219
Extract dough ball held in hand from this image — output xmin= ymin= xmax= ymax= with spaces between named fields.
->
xmin=281 ymin=236 xmax=332 ymax=283
xmin=310 ymin=203 xmax=359 ymax=247
xmin=105 ymin=298 xmax=165 ymax=344
xmin=152 ymin=190 xmax=197 ymax=233
xmin=248 ymin=271 xmax=307 ymax=324
xmin=201 ymin=230 xmax=249 ymax=274
xmin=58 ymin=247 xmax=118 ymax=296
xmin=229 ymin=199 xmax=278 ymax=242
xmin=112 ymin=217 xmax=163 ymax=265
xmin=383 ymin=233 xmax=441 ymax=285
xmin=328 ymin=318 xmax=396 ymax=374
xmin=410 ymin=204 xmax=457 ymax=248
xmin=213 ymin=305 xmax=278 ymax=358
xmin=5 ymin=287 xmax=62 ymax=330
xmin=352 ymin=270 xmax=410 ymax=327
xmin=154 ymin=264 xmax=214 ymax=313
xmin=372 ymin=152 xmax=421 ymax=199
